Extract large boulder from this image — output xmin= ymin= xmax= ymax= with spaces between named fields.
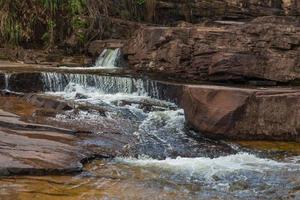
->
xmin=123 ymin=16 xmax=300 ymax=83
xmin=181 ymin=85 xmax=300 ymax=141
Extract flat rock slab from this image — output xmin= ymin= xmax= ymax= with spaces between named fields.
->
xmin=182 ymin=85 xmax=300 ymax=141
xmin=0 ymin=109 xmax=86 ymax=176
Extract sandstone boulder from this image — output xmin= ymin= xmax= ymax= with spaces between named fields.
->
xmin=181 ymin=85 xmax=300 ymax=141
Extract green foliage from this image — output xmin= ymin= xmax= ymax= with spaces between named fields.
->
xmin=76 ymin=32 xmax=87 ymax=44
xmin=136 ymin=0 xmax=146 ymax=5
xmin=0 ymin=0 xmax=156 ymax=47
xmin=0 ymin=0 xmax=88 ymax=47
xmin=72 ymin=17 xmax=88 ymax=29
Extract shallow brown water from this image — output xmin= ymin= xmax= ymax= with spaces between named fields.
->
xmin=1 ymin=154 xmax=300 ymax=200
xmin=237 ymin=141 xmax=300 ymax=155
xmin=0 ymin=160 xmax=200 ymax=200
xmin=0 ymin=96 xmax=300 ymax=200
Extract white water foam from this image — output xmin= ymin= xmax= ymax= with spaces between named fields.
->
xmin=58 ymin=48 xmax=121 ymax=69
xmin=46 ymin=82 xmax=159 ymax=106
xmin=115 ymin=153 xmax=300 ymax=180
xmin=41 ymin=73 xmax=160 ymax=98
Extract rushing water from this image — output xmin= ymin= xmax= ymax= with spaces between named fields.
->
xmin=42 ymin=73 xmax=160 ymax=98
xmin=1 ymin=71 xmax=300 ymax=199
xmin=40 ymin=72 xmax=231 ymax=159
xmin=4 ymin=73 xmax=11 ymax=91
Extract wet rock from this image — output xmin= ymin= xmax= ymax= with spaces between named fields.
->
xmin=0 ymin=109 xmax=85 ymax=176
xmin=112 ymin=98 xmax=177 ymax=111
xmin=229 ymin=180 xmax=250 ymax=191
xmin=124 ymin=16 xmax=300 ymax=83
xmin=182 ymin=85 xmax=300 ymax=141
xmin=0 ymin=106 xmax=131 ymax=176
xmin=34 ymin=109 xmax=59 ymax=118
xmin=0 ymin=74 xmax=4 ymax=90
xmin=9 ymin=73 xmax=44 ymax=93
xmin=75 ymin=103 xmax=108 ymax=115
xmin=25 ymin=94 xmax=73 ymax=111
xmin=75 ymin=93 xmax=89 ymax=99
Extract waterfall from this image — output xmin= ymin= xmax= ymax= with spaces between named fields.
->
xmin=93 ymin=48 xmax=121 ymax=68
xmin=4 ymin=74 xmax=11 ymax=91
xmin=42 ymin=72 xmax=66 ymax=92
xmin=41 ymin=73 xmax=161 ymax=98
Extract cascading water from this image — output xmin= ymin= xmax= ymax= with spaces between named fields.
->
xmin=41 ymin=72 xmax=162 ymax=99
xmin=2 ymin=71 xmax=300 ymax=199
xmin=93 ymin=48 xmax=121 ymax=68
xmin=3 ymin=74 xmax=11 ymax=91
xmin=40 ymin=72 xmax=233 ymax=159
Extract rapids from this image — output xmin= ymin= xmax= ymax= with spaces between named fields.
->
xmin=0 ymin=70 xmax=300 ymax=199
xmin=40 ymin=72 xmax=233 ymax=159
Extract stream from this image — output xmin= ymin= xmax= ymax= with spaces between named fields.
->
xmin=0 ymin=51 xmax=300 ymax=199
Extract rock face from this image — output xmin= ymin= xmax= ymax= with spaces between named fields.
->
xmin=124 ymin=16 xmax=300 ymax=83
xmin=182 ymin=85 xmax=300 ymax=141
xmin=104 ymin=0 xmax=300 ymax=24
xmin=155 ymin=0 xmax=295 ymax=23
xmin=8 ymin=73 xmax=44 ymax=93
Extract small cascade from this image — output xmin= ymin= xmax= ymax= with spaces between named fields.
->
xmin=4 ymin=74 xmax=11 ymax=91
xmin=42 ymin=73 xmax=66 ymax=92
xmin=94 ymin=48 xmax=121 ymax=68
xmin=41 ymin=72 xmax=161 ymax=98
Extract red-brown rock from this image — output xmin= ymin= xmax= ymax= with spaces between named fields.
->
xmin=181 ymin=85 xmax=300 ymax=141
xmin=0 ymin=109 xmax=86 ymax=176
xmin=123 ymin=16 xmax=300 ymax=83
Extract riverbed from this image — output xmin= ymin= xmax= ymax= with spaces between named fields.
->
xmin=0 ymin=68 xmax=299 ymax=200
